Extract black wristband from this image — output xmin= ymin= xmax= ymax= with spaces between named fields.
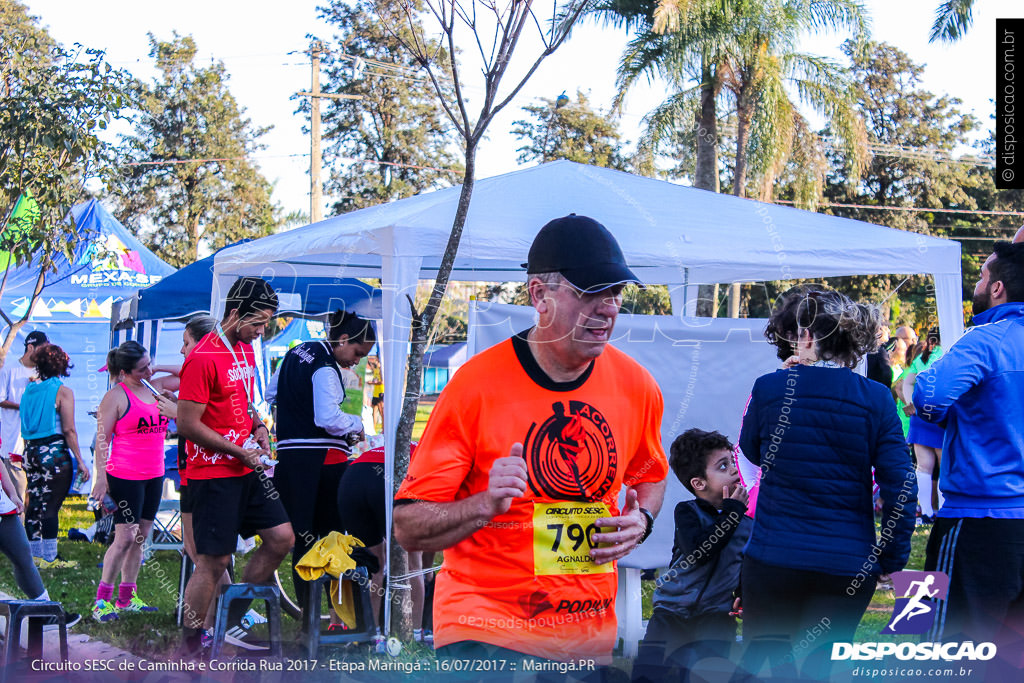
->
xmin=638 ymin=507 xmax=655 ymax=544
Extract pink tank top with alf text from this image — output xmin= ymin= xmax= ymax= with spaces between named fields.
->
xmin=107 ymin=383 xmax=168 ymax=480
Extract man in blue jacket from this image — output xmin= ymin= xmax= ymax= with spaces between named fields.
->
xmin=913 ymin=239 xmax=1024 ymax=670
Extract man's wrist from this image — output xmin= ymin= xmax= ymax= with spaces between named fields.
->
xmin=637 ymin=507 xmax=655 ymax=544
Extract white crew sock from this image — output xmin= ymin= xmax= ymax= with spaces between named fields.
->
xmin=917 ymin=470 xmax=934 ymax=517
xmin=936 ymin=485 xmax=945 ymax=512
xmin=43 ymin=538 xmax=58 ymax=562
xmin=29 ymin=540 xmax=43 ymax=559
xmin=32 ymin=590 xmax=50 ymax=601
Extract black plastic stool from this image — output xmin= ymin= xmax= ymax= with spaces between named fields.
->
xmin=0 ymin=600 xmax=69 ymax=683
xmin=303 ymin=567 xmax=377 ymax=658
xmin=210 ymin=583 xmax=282 ymax=660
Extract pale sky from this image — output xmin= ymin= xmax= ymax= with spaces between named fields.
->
xmin=23 ymin=0 xmax=1023 ymax=218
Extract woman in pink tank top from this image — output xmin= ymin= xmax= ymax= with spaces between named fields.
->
xmin=89 ymin=341 xmax=168 ymax=622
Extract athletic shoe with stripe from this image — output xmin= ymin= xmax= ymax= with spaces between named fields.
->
xmin=240 ymin=608 xmax=267 ymax=629
xmin=92 ymin=599 xmax=119 ymax=623
xmin=39 ymin=555 xmax=78 ymax=569
xmin=224 ymin=624 xmax=268 ymax=651
xmin=44 ymin=610 xmax=82 ymax=631
xmin=116 ymin=594 xmax=158 ymax=613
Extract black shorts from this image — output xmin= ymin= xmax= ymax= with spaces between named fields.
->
xmin=179 ymin=482 xmax=193 ymax=514
xmin=189 ymin=472 xmax=290 ymax=556
xmin=338 ymin=461 xmax=385 ymax=547
xmin=106 ymin=474 xmax=163 ymax=526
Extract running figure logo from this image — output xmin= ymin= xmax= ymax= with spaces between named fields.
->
xmin=883 ymin=571 xmax=950 ymax=634
xmin=523 ymin=400 xmax=617 ymax=502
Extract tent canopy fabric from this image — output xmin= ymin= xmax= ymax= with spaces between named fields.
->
xmin=423 ymin=342 xmax=467 ymax=369
xmin=211 ymin=159 xmax=965 ymax=639
xmin=135 ymin=241 xmax=382 ymax=321
xmin=3 ymin=198 xmax=173 ymax=307
xmin=212 ymin=159 xmax=963 ymax=286
xmin=213 ymin=159 xmax=965 ymax=437
xmin=1 ymin=193 xmax=42 ymax=271
xmin=265 ymin=318 xmax=326 ymax=361
xmin=1 ymin=199 xmax=177 ymax=487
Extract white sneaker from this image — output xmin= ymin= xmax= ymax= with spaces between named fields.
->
xmin=240 ymin=609 xmax=267 ymax=629
xmin=224 ymin=624 xmax=268 ymax=651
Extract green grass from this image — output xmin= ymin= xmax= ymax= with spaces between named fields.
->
xmin=14 ymin=497 xmax=188 ymax=656
xmin=2 ymin=499 xmax=933 ymax=664
xmin=640 ymin=521 xmax=932 ymax=645
xmin=412 ymin=403 xmax=434 ymax=440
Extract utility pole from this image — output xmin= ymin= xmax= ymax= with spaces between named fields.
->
xmin=298 ymin=40 xmax=362 ymax=224
xmin=309 ymin=41 xmax=324 ymax=223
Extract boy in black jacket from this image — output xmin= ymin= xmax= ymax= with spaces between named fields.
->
xmin=633 ymin=429 xmax=752 ymax=683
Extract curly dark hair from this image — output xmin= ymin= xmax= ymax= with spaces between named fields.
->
xmin=669 ymin=428 xmax=734 ymax=494
xmin=764 ymin=286 xmax=881 ymax=368
xmin=33 ymin=344 xmax=72 ymax=379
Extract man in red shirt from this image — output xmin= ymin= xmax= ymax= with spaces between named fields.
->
xmin=394 ymin=215 xmax=668 ymax=665
xmin=177 ymin=277 xmax=294 ymax=655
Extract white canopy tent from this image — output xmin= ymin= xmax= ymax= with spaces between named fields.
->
xmin=212 ymin=159 xmax=964 ymax=641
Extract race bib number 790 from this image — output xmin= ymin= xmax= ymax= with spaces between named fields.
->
xmin=533 ymin=502 xmax=615 ymax=576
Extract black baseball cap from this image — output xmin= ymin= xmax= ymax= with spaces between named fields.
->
xmin=24 ymin=331 xmax=48 ymax=347
xmin=523 ymin=214 xmax=643 ymax=293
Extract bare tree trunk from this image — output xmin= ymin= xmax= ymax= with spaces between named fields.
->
xmin=389 ymin=142 xmax=478 ymax=640
xmin=693 ymin=62 xmax=719 ymax=195
xmin=0 ymin=268 xmax=46 ymax=365
xmin=732 ymin=92 xmax=752 ymax=198
xmin=693 ymin=61 xmax=720 ymax=318
xmin=728 ymin=89 xmax=754 ymax=318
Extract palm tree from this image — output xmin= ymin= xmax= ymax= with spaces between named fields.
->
xmin=596 ymin=0 xmax=735 ymax=192
xmin=930 ymin=0 xmax=974 ymax=43
xmin=611 ymin=0 xmax=868 ymax=206
xmin=606 ymin=0 xmax=868 ymax=316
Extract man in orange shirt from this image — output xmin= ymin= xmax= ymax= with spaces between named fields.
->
xmin=394 ymin=215 xmax=668 ymax=667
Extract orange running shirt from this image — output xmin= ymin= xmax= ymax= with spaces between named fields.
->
xmin=395 ymin=332 xmax=667 ymax=661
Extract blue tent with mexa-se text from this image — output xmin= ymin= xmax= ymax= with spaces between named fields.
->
xmin=0 ymin=199 xmax=176 ymax=485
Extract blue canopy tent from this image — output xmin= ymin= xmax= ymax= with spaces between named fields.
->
xmin=265 ymin=318 xmax=326 ymax=369
xmin=132 ymin=241 xmax=381 ymax=322
xmin=112 ymin=243 xmax=383 ymax=428
xmin=0 ymin=199 xmax=176 ymax=483
xmin=421 ymin=342 xmax=467 ymax=394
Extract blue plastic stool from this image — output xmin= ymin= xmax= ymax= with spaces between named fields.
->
xmin=210 ymin=583 xmax=283 ymax=660
xmin=303 ymin=567 xmax=377 ymax=658
xmin=0 ymin=600 xmax=69 ymax=683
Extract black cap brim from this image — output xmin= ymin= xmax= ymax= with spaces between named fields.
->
xmin=559 ymin=263 xmax=645 ymax=294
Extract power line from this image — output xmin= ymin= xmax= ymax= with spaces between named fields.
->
xmin=774 ymin=199 xmax=1024 ymax=217
xmin=123 ymin=153 xmax=461 ymax=175
xmin=124 ymin=154 xmax=307 ymax=166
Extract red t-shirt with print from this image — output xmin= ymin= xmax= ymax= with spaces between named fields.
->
xmin=178 ymin=331 xmax=256 ymax=480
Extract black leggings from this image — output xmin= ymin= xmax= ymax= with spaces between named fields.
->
xmin=273 ymin=448 xmax=346 ymax=607
xmin=738 ymin=556 xmax=876 ymax=682
xmin=0 ymin=514 xmax=45 ymax=598
xmin=23 ymin=437 xmax=73 ymax=541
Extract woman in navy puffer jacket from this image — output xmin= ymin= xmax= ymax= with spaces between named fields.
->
xmin=738 ymin=286 xmax=917 ymax=679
